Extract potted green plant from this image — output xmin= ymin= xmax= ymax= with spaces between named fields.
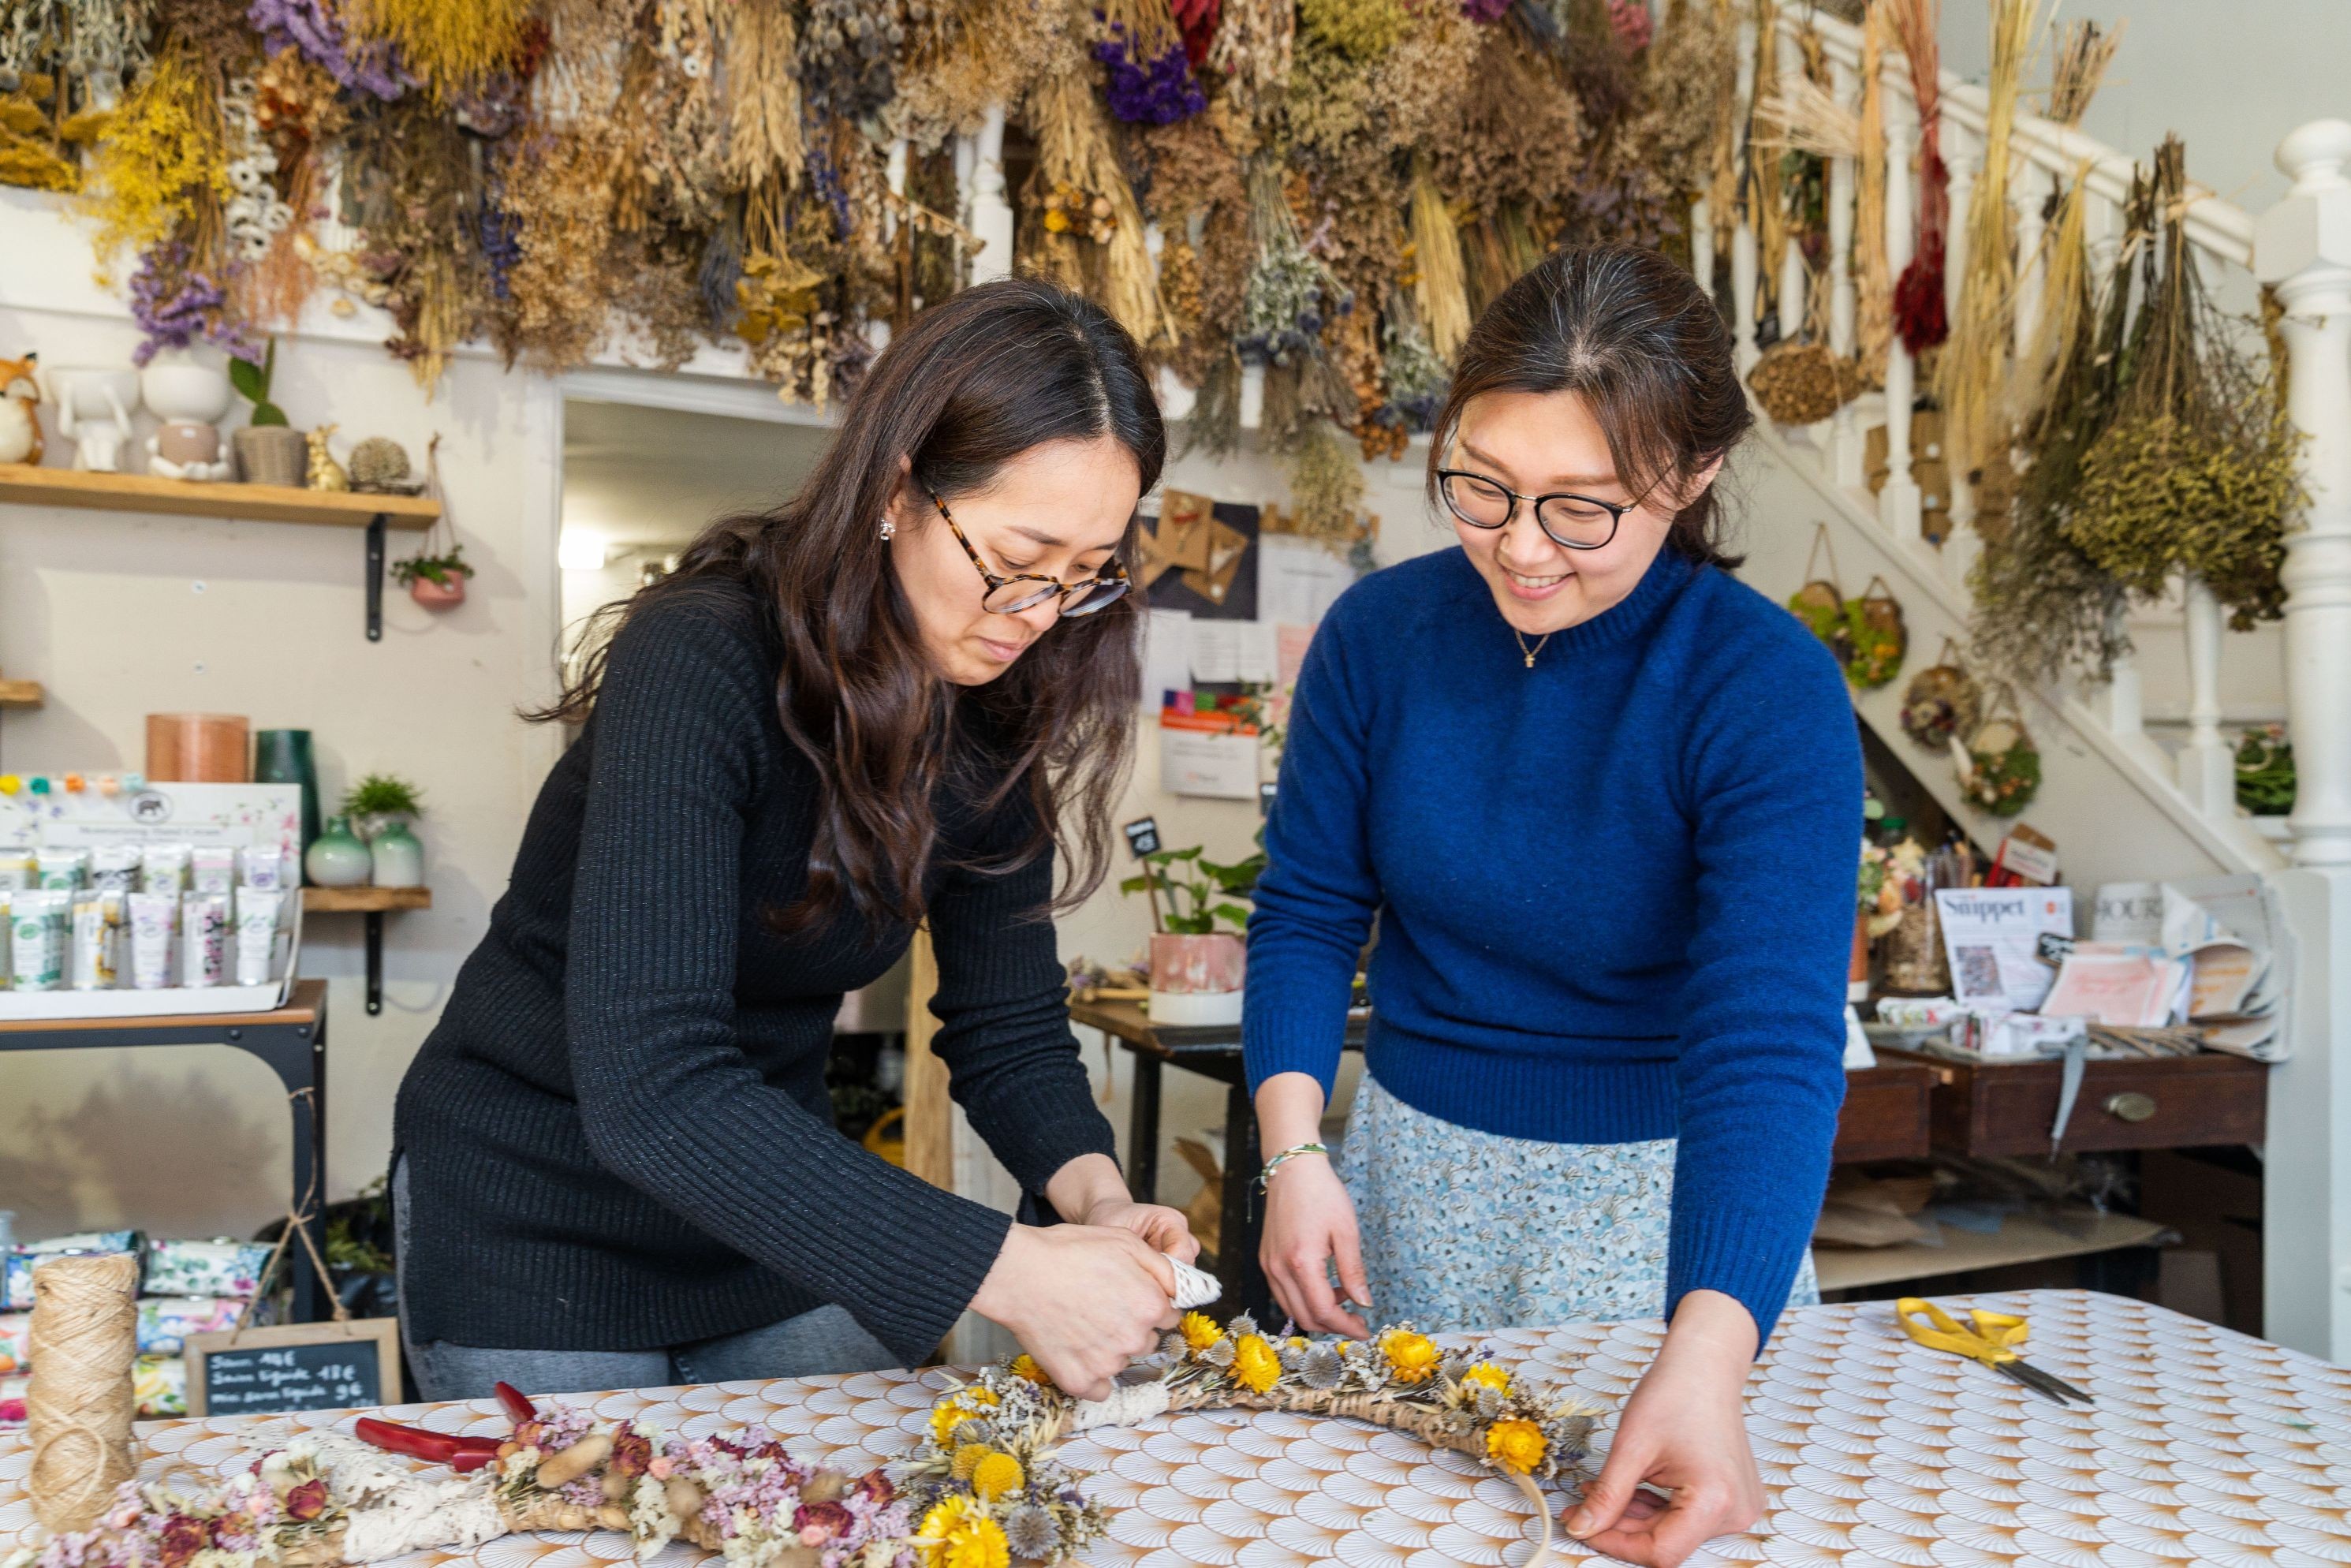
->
xmin=392 ymin=542 xmax=474 ymax=608
xmin=228 ymin=339 xmax=306 ymax=486
xmin=1121 ymin=842 xmax=1263 ymax=1025
xmin=341 ymin=772 xmax=426 ymax=887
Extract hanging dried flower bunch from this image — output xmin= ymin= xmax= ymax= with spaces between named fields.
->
xmin=1095 ymin=0 xmax=1205 ymax=125
xmin=0 ymin=69 xmax=80 ymax=191
xmin=2064 ymin=138 xmax=2301 ymax=629
xmin=1885 ymin=0 xmax=1948 ymax=353
xmin=1023 ymin=54 xmax=1170 ymax=349
xmin=341 ymin=0 xmax=531 ymax=103
xmin=1207 ymin=0 xmax=1293 ymax=124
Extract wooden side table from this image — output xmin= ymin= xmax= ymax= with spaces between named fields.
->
xmin=0 ymin=980 xmax=333 ymax=1320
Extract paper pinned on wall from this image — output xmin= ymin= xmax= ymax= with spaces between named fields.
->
xmin=1190 ymin=620 xmax=1277 ymax=684
xmin=1258 ymin=536 xmax=1356 ymax=628
xmin=1159 ymin=708 xmax=1259 ymax=800
xmin=1143 ymin=607 xmax=1193 ymax=711
xmin=1275 ymin=623 xmax=1315 ymax=689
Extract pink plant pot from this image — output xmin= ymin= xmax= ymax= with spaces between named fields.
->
xmin=1148 ymin=931 xmax=1246 ymax=1025
xmin=409 ymin=575 xmax=466 ymax=609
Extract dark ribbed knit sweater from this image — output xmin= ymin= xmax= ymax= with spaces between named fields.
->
xmin=393 ymin=578 xmax=1116 ymax=1365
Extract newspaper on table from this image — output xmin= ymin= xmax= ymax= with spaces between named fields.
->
xmin=2080 ymin=875 xmax=2290 ymax=1060
xmin=1934 ymin=887 xmax=2073 ymax=1013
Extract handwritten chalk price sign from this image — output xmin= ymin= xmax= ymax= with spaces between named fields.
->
xmin=185 ymin=1320 xmax=401 ymax=1417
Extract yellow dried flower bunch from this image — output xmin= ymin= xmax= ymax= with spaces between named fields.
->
xmin=344 ymin=0 xmax=536 ymax=101
xmin=84 ymin=43 xmax=229 ymax=264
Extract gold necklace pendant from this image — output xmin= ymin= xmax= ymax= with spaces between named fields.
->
xmin=1514 ymin=629 xmax=1552 ymax=668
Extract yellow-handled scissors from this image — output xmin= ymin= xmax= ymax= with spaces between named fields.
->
xmin=1894 ymin=1297 xmax=2092 ymax=1406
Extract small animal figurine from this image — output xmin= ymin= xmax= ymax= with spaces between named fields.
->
xmin=0 ymin=353 xmax=39 ymax=465
xmin=40 ymin=363 xmax=139 ymax=471
xmin=305 ymin=423 xmax=349 ymax=491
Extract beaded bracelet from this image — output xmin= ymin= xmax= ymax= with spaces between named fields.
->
xmin=1256 ymin=1142 xmax=1330 ymax=1189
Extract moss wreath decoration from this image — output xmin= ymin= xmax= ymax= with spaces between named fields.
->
xmin=9 ymin=1312 xmax=1601 ymax=1568
xmin=1955 ymin=686 xmax=2042 ymax=817
xmin=1900 ymin=637 xmax=1982 ymax=749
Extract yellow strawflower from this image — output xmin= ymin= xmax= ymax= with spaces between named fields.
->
xmin=928 ymin=1387 xmax=999 ymax=1445
xmin=971 ymin=1450 xmax=1024 ymax=1502
xmin=951 ymin=1442 xmax=993 ymax=1480
xmin=1460 ymin=1362 xmax=1511 ymax=1394
xmin=1232 ymin=1334 xmax=1282 ymax=1394
xmin=1484 ymin=1419 xmax=1547 ymax=1475
xmin=1181 ymin=1312 xmax=1223 ymax=1351
xmin=917 ymin=1496 xmax=1010 ymax=1568
xmin=1381 ymin=1329 xmax=1440 ymax=1385
xmin=1008 ymin=1354 xmax=1050 ymax=1387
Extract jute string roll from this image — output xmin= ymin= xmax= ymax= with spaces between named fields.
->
xmin=28 ymin=1250 xmax=141 ymax=1534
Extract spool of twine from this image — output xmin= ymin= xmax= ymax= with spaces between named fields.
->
xmin=145 ymin=713 xmax=252 ymax=783
xmin=28 ymin=1251 xmax=140 ymax=1534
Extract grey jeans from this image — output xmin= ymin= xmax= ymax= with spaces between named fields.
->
xmin=391 ymin=1159 xmax=901 ymax=1402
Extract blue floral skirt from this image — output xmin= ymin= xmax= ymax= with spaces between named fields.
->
xmin=1333 ymin=1072 xmax=1819 ymax=1333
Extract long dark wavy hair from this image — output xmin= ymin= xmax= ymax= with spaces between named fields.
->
xmin=1428 ymin=244 xmax=1751 ymax=568
xmin=539 ymin=278 xmax=1165 ymax=930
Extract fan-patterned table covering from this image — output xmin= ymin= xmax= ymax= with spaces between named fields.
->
xmin=6 ymin=1290 xmax=2349 ymax=1567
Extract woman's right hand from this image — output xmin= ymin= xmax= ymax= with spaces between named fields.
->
xmin=1261 ymin=1155 xmax=1371 ymax=1336
xmin=971 ymin=1223 xmax=1179 ymax=1400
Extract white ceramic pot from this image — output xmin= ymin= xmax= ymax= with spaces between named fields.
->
xmin=140 ymin=349 xmax=233 ymax=425
xmin=38 ymin=364 xmax=140 ymax=471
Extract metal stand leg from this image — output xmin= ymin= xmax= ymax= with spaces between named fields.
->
xmin=227 ymin=1016 xmax=330 ymax=1322
xmin=1218 ymin=1081 xmax=1274 ymax=1323
xmin=1127 ymin=1054 xmax=1162 ymax=1201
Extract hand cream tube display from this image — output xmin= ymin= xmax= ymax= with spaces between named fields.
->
xmin=0 ymin=890 xmax=10 ymax=988
xmin=0 ymin=850 xmax=32 ymax=891
xmin=90 ymin=846 xmax=142 ymax=893
xmin=191 ymin=846 xmax=237 ymax=895
xmin=12 ymin=890 xmax=67 ymax=991
xmin=181 ymin=894 xmax=229 ymax=987
xmin=237 ymin=844 xmax=285 ymax=891
xmin=126 ymin=892 xmax=179 ymax=990
xmin=69 ymin=893 xmax=121 ymax=989
xmin=140 ymin=843 xmax=192 ymax=894
xmin=233 ymin=887 xmax=282 ymax=987
xmin=36 ymin=847 xmax=89 ymax=890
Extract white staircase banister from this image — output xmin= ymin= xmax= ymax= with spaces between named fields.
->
xmin=2256 ymin=119 xmax=2351 ymax=868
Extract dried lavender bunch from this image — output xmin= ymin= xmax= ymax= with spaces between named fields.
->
xmin=247 ymin=0 xmax=406 ymax=101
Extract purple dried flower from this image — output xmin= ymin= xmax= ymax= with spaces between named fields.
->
xmin=477 ymin=197 xmax=521 ymax=301
xmin=129 ymin=243 xmax=259 ymax=365
xmin=1461 ymin=0 xmax=1513 ymax=21
xmin=1095 ymin=27 xmax=1205 ymax=125
xmin=246 ymin=0 xmax=408 ymax=102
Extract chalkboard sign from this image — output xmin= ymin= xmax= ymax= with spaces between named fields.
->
xmin=1122 ymin=816 xmax=1162 ymax=858
xmin=185 ymin=1320 xmax=401 ymax=1417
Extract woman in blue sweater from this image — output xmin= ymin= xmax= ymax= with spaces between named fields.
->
xmin=1245 ymin=246 xmax=1860 ymax=1567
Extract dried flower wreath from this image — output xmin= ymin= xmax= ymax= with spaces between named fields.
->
xmin=6 ymin=1313 xmax=1601 ymax=1568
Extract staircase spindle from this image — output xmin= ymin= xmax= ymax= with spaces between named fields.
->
xmin=1940 ymin=117 xmax=1979 ymax=580
xmin=1692 ymin=197 xmax=1716 ymax=310
xmin=1732 ymin=17 xmax=1760 ymax=373
xmin=2012 ymin=170 xmax=2046 ymax=362
xmin=968 ymin=106 xmax=1014 ymax=286
xmin=1828 ymin=53 xmax=1861 ymax=487
xmin=2256 ymin=118 xmax=2351 ymax=867
xmin=2177 ymin=576 xmax=2235 ymax=817
xmin=1880 ymin=106 xmax=1924 ymax=542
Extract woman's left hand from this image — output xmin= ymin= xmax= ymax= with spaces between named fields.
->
xmin=1565 ymin=1289 xmax=1763 ymax=1568
xmin=1077 ymin=1197 xmax=1202 ymax=1264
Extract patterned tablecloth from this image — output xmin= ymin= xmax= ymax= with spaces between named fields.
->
xmin=6 ymin=1290 xmax=2351 ymax=1567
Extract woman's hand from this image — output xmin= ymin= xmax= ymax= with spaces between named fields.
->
xmin=970 ymin=1223 xmax=1181 ymax=1401
xmin=1259 ymin=1155 xmax=1371 ymax=1335
xmin=1565 ymin=1290 xmax=1763 ymax=1567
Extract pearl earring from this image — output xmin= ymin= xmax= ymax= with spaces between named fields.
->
xmin=879 ymin=518 xmax=895 ymax=541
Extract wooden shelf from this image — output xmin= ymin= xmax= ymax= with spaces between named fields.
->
xmin=1816 ymin=1207 xmax=2174 ymax=1293
xmin=0 ymin=678 xmax=41 ymax=707
xmin=0 ymin=463 xmax=437 ymax=529
xmin=300 ymin=886 xmax=431 ymax=913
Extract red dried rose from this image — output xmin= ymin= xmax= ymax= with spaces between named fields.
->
xmin=285 ymin=1479 xmax=328 ymax=1521
xmin=853 ymin=1472 xmax=894 ymax=1506
xmin=159 ymin=1515 xmax=211 ymax=1567
xmin=793 ymin=1502 xmax=853 ymax=1540
xmin=610 ymin=1431 xmax=653 ymax=1478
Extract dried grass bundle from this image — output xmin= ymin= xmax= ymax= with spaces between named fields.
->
xmin=1753 ymin=74 xmax=1858 ymax=160
xmin=2014 ymin=159 xmax=2089 ymax=435
xmin=2043 ymin=19 xmax=2119 ymax=129
xmin=1434 ymin=24 xmax=1582 ymax=219
xmin=497 ymin=117 xmax=620 ymax=371
xmin=1745 ymin=0 xmax=1786 ymax=323
xmin=1024 ymin=66 xmax=1171 ymax=346
xmin=721 ymin=0 xmax=802 ymax=194
xmin=343 ymin=0 xmax=534 ymax=101
xmin=1208 ymin=0 xmax=1294 ymax=121
xmin=1885 ymin=0 xmax=1946 ymax=352
xmin=1288 ymin=420 xmax=1369 ymax=539
xmin=1854 ymin=0 xmax=1892 ymax=383
xmin=1630 ymin=0 xmax=1736 ymax=198
xmin=889 ymin=0 xmax=1064 ymax=149
xmin=1407 ymin=163 xmax=1468 ymax=364
xmin=1934 ymin=0 xmax=2040 ymax=476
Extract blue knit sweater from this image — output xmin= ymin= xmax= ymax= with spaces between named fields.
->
xmin=1244 ymin=543 xmax=1861 ymax=1342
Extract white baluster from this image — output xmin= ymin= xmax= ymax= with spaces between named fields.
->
xmin=1776 ymin=14 xmax=1808 ymax=339
xmin=1827 ymin=54 xmax=1860 ymax=487
xmin=1691 ymin=197 xmax=1715 ymax=305
xmin=2256 ymin=119 xmax=2351 ymax=867
xmin=1880 ymin=110 xmax=1924 ymax=542
xmin=2177 ymin=576 xmax=2235 ymax=815
xmin=1732 ymin=17 xmax=1760 ymax=372
xmin=2013 ymin=170 xmax=2045 ymax=364
xmin=968 ymin=104 xmax=1014 ymax=286
xmin=868 ymin=138 xmax=912 ymax=352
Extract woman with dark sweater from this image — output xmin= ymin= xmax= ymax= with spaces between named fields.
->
xmin=393 ymin=280 xmax=1193 ymax=1403
xmin=1245 ymin=247 xmax=1861 ymax=1566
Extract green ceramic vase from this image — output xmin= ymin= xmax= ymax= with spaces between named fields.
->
xmin=304 ymin=814 xmax=372 ymax=888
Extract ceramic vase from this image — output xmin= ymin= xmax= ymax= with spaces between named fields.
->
xmin=233 ymin=425 xmax=308 ymax=487
xmin=1148 ymin=931 xmax=1246 ymax=1027
xmin=252 ymin=729 xmax=321 ymax=857
xmin=368 ymin=820 xmax=424 ymax=888
xmin=140 ymin=349 xmax=233 ymax=480
xmin=304 ymin=814 xmax=372 ymax=888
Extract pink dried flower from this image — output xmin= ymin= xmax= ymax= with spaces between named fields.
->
xmin=284 ymin=1480 xmax=327 ymax=1521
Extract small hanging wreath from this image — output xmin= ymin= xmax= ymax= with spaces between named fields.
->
xmin=1956 ymin=684 xmax=2042 ymax=816
xmin=1846 ymin=574 xmax=1908 ymax=689
xmin=1786 ymin=522 xmax=1855 ymax=666
xmin=1900 ymin=637 xmax=1981 ymax=747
